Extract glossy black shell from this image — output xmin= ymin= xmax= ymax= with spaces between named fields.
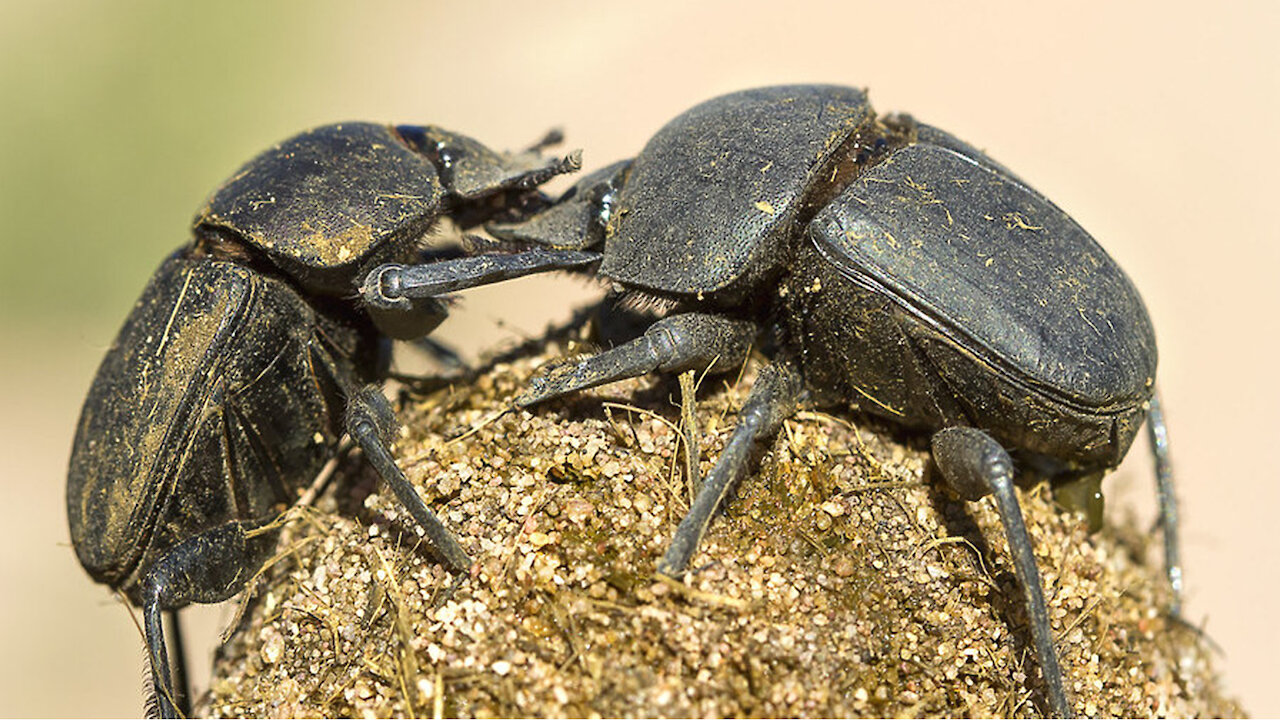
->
xmin=67 ymin=253 xmax=376 ymax=598
xmin=195 ymin=123 xmax=446 ymax=295
xmin=785 ymin=123 xmax=1156 ymax=467
xmin=601 ymin=85 xmax=874 ymax=299
xmin=572 ymin=85 xmax=1157 ymax=470
xmin=70 ymin=119 xmax=579 ymax=604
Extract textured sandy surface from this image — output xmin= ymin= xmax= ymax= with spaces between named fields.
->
xmin=202 ymin=331 xmax=1241 ymax=718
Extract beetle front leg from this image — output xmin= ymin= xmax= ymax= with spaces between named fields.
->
xmin=931 ymin=427 xmax=1072 ymax=719
xmin=394 ymin=124 xmax=581 ymax=202
xmin=345 ymin=386 xmax=471 ymax=572
xmin=359 ymin=248 xmax=600 ymax=314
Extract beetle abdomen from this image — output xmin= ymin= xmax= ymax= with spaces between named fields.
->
xmin=783 ymin=241 xmax=1148 ymax=469
xmin=809 ymin=127 xmax=1157 ymax=413
xmin=68 ymin=252 xmax=367 ymax=593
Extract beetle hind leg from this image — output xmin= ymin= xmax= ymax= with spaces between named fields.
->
xmin=140 ymin=520 xmax=282 ymax=718
xmin=163 ymin=610 xmax=190 ymax=718
xmin=1146 ymin=390 xmax=1184 ymax=617
xmin=932 ymin=427 xmax=1073 ymax=718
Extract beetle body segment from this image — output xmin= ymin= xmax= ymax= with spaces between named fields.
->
xmin=68 ymin=251 xmax=377 ymax=600
xmin=782 ymin=241 xmax=1147 ymax=470
xmin=602 ymin=85 xmax=875 ymax=299
xmin=197 ymin=123 xmax=447 ymax=295
xmin=791 ymin=125 xmax=1156 ymax=467
xmin=812 ymin=129 xmax=1156 ymax=411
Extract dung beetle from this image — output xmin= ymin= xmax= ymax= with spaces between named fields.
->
xmin=67 ymin=122 xmax=594 ymax=718
xmin=362 ymin=85 xmax=1182 ymax=718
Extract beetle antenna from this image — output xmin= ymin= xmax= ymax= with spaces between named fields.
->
xmin=460 ymin=233 xmax=520 ymax=254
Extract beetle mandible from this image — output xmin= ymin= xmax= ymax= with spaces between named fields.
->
xmin=361 ymin=85 xmax=1182 ymax=719
xmin=67 ymin=122 xmax=594 ymax=718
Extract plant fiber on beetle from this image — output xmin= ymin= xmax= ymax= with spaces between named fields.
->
xmin=202 ymin=330 xmax=1241 ymax=718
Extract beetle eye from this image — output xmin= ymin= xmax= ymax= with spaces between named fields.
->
xmin=437 ymin=145 xmax=456 ymax=170
xmin=598 ymin=189 xmax=617 ymax=226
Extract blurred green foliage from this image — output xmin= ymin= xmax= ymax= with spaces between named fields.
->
xmin=0 ymin=1 xmax=338 ymax=333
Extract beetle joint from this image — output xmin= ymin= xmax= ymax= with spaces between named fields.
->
xmin=360 ymin=264 xmax=411 ymax=311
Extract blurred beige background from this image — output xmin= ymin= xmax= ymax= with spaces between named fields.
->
xmin=2 ymin=1 xmax=1275 ymax=716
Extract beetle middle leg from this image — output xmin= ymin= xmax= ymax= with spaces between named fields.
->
xmin=931 ymin=426 xmax=1072 ymax=718
xmin=507 ymin=309 xmax=791 ymax=568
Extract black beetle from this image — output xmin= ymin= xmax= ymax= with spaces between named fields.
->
xmin=361 ymin=85 xmax=1182 ymax=718
xmin=67 ymin=122 xmax=595 ymax=718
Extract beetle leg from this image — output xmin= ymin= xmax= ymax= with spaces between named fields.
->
xmin=345 ymin=386 xmax=472 ymax=572
xmin=931 ymin=427 xmax=1072 ymax=719
xmin=658 ymin=360 xmax=804 ymax=576
xmin=515 ymin=312 xmax=757 ymax=408
xmin=523 ymin=127 xmax=565 ymax=154
xmin=359 ymin=248 xmax=601 ymax=313
xmin=164 ymin=610 xmax=190 ymax=718
xmin=140 ymin=519 xmax=282 ymax=719
xmin=1147 ymin=390 xmax=1184 ymax=617
xmin=409 ymin=336 xmax=468 ymax=371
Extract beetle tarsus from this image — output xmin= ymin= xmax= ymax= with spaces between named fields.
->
xmin=412 ymin=335 xmax=468 ymax=371
xmin=932 ymin=427 xmax=1073 ymax=719
xmin=525 ymin=127 xmax=565 ymax=154
xmin=143 ymin=589 xmax=178 ymax=719
xmin=164 ymin=610 xmax=190 ymax=718
xmin=395 ymin=124 xmax=581 ymax=200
